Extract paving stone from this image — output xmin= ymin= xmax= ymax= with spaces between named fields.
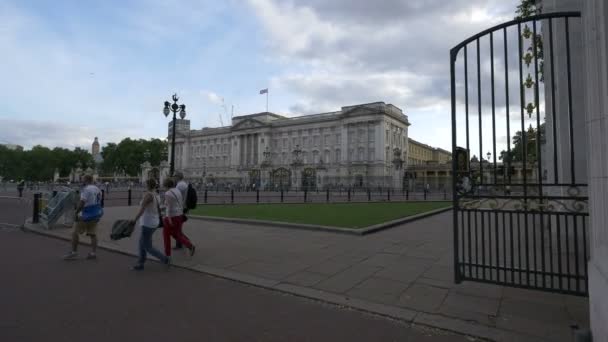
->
xmin=305 ymin=260 xmax=352 ymax=276
xmin=495 ymin=314 xmax=574 ymax=342
xmin=198 ymin=254 xmax=251 ymax=268
xmin=499 ymin=298 xmax=570 ymax=324
xmin=502 ymin=286 xmax=569 ymax=305
xmin=391 ymin=255 xmax=438 ymax=268
xmin=398 ymin=284 xmax=448 ymax=312
xmin=451 ymin=281 xmax=504 ymax=299
xmin=359 ymin=253 xmax=401 ymax=267
xmin=414 ymin=313 xmax=505 ymax=341
xmin=441 ymin=292 xmax=500 ymax=316
xmin=346 ymin=277 xmax=411 ymax=305
xmin=422 ymin=265 xmax=455 ymax=282
xmin=283 ymin=271 xmax=327 ymax=287
xmin=437 ymin=304 xmax=497 ymax=327
xmin=382 ymin=243 xmax=411 ymax=255
xmin=375 ymin=263 xmax=429 ymax=283
xmin=328 ymin=250 xmax=376 ymax=264
xmin=415 ymin=277 xmax=455 ymax=289
xmin=314 ymin=265 xmax=382 ymax=293
xmin=229 ymin=260 xmax=300 ymax=280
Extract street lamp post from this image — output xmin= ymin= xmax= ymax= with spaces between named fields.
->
xmin=261 ymin=147 xmax=272 ymax=190
xmin=163 ymin=93 xmax=187 ymax=176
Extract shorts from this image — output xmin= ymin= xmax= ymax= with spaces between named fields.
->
xmin=75 ymin=220 xmax=99 ymax=236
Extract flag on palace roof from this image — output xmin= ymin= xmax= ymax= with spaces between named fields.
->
xmin=259 ymin=88 xmax=268 ymax=94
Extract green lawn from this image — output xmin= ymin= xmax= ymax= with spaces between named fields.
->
xmin=190 ymin=202 xmax=451 ymax=229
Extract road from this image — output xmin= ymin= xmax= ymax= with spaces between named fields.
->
xmin=0 ymin=229 xmax=474 ymax=342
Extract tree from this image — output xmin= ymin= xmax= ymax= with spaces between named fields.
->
xmin=0 ymin=145 xmax=94 ymax=182
xmin=100 ymin=138 xmax=167 ymax=176
xmin=500 ymin=123 xmax=545 ymax=163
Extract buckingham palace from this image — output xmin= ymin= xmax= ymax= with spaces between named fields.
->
xmin=165 ymin=102 xmax=411 ymax=189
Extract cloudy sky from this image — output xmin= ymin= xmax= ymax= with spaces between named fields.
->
xmin=0 ymin=0 xmax=521 ymax=152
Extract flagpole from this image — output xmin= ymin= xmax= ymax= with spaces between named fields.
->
xmin=266 ymin=91 xmax=269 ymax=112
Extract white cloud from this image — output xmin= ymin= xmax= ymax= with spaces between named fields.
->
xmin=246 ymin=0 xmax=520 ymax=150
xmin=0 ymin=118 xmax=147 ymax=151
xmin=203 ymin=91 xmax=224 ymax=105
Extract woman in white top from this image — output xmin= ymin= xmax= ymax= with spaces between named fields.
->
xmin=131 ymin=178 xmax=169 ymax=270
xmin=162 ymin=177 xmax=195 ymax=257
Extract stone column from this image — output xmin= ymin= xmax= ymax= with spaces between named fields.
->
xmin=241 ymin=135 xmax=246 ymax=166
xmin=582 ymin=0 xmax=608 ymax=339
xmin=543 ymin=0 xmax=588 ymax=191
xmin=254 ymin=133 xmax=259 ymax=165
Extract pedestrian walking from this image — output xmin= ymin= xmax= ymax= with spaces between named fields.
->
xmin=63 ymin=175 xmax=103 ymax=260
xmin=173 ymin=171 xmax=191 ymax=250
xmin=130 ymin=178 xmax=169 ymax=270
xmin=162 ymin=178 xmax=195 ymax=257
xmin=17 ymin=179 xmax=25 ymax=197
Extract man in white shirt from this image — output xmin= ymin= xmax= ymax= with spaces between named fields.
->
xmin=173 ymin=171 xmax=190 ymax=250
xmin=64 ymin=174 xmax=103 ymax=260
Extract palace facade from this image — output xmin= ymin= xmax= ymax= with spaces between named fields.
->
xmin=169 ymin=102 xmax=410 ymax=189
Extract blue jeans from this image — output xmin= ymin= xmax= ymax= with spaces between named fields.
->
xmin=137 ymin=226 xmax=168 ymax=266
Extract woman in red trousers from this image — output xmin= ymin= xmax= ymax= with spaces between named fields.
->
xmin=162 ymin=177 xmax=195 ymax=257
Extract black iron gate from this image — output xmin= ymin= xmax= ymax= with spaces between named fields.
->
xmin=450 ymin=12 xmax=589 ymax=296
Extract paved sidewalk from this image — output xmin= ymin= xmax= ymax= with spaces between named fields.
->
xmin=2 ymin=229 xmax=473 ymax=342
xmin=27 ymin=207 xmax=589 ymax=342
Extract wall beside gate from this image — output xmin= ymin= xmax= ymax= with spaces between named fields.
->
xmin=580 ymin=0 xmax=608 ymax=339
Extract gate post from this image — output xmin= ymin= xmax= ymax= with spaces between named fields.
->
xmin=367 ymin=188 xmax=371 ymax=202
xmin=231 ymin=189 xmax=234 ymax=204
xmin=406 ymin=189 xmax=409 ymax=200
xmin=304 ymin=190 xmax=307 ymax=203
xmin=347 ymin=189 xmax=351 ymax=202
xmin=326 ymin=189 xmax=330 ymax=203
xmin=204 ymin=190 xmax=208 ymax=204
xmin=387 ymin=188 xmax=391 ymax=201
xmin=280 ymin=190 xmax=284 ymax=203
xmin=256 ymin=190 xmax=260 ymax=203
xmin=33 ymin=193 xmax=41 ymax=224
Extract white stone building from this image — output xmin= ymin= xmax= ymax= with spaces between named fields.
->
xmin=170 ymin=102 xmax=410 ymax=189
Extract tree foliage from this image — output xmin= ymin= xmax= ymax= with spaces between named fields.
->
xmin=100 ymin=138 xmax=167 ymax=176
xmin=0 ymin=145 xmax=93 ymax=182
xmin=500 ymin=123 xmax=545 ymax=163
xmin=0 ymin=138 xmax=167 ymax=181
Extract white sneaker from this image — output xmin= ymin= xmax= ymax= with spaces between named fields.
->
xmin=63 ymin=251 xmax=78 ymax=260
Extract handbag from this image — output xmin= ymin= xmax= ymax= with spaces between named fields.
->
xmin=153 ymin=192 xmax=164 ymax=228
xmin=167 ymin=189 xmax=187 ymax=223
xmin=81 ymin=204 xmax=103 ymax=222
xmin=110 ymin=220 xmax=135 ymax=240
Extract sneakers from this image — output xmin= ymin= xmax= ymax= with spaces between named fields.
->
xmin=63 ymin=251 xmax=78 ymax=260
xmin=131 ymin=264 xmax=144 ymax=271
xmin=189 ymin=245 xmax=196 ymax=257
xmin=86 ymin=252 xmax=97 ymax=260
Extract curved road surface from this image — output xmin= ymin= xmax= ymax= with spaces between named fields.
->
xmin=0 ymin=229 xmax=475 ymax=342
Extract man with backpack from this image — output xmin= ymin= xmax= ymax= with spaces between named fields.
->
xmin=173 ymin=171 xmax=197 ymax=250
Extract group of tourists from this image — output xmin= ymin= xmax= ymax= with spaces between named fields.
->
xmin=62 ymin=172 xmax=197 ymax=270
